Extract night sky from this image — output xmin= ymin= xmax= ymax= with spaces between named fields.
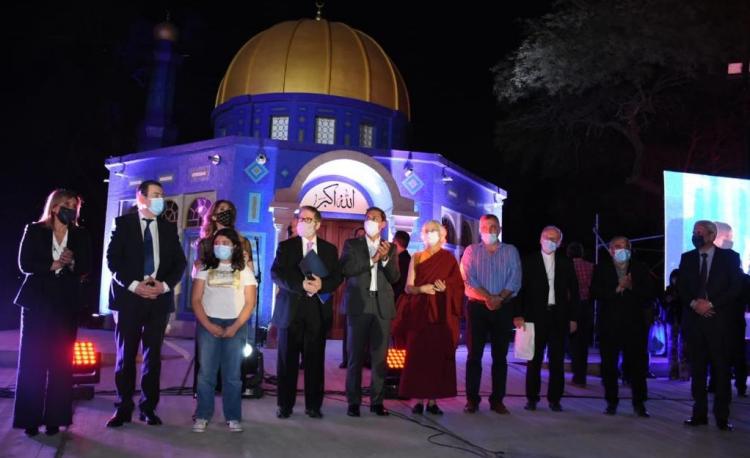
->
xmin=2 ymin=1 xmax=674 ymax=325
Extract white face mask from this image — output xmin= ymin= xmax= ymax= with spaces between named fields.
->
xmin=425 ymin=230 xmax=440 ymax=247
xmin=481 ymin=232 xmax=498 ymax=245
xmin=364 ymin=220 xmax=381 ymax=238
xmin=297 ymin=221 xmax=316 ymax=239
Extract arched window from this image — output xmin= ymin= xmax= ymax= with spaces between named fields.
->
xmin=163 ymin=200 xmax=179 ymax=224
xmin=186 ymin=197 xmax=212 ymax=228
xmin=461 ymin=220 xmax=474 ymax=247
xmin=441 ymin=216 xmax=456 ymax=245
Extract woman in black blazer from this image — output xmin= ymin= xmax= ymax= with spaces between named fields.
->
xmin=13 ymin=189 xmax=92 ymax=437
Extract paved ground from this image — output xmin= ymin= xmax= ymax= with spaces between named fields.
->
xmin=0 ymin=328 xmax=748 ymax=458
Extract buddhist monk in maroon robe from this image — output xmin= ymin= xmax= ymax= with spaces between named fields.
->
xmin=393 ymin=220 xmax=464 ymax=414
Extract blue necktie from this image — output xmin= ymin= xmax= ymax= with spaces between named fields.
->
xmin=143 ymin=219 xmax=155 ymax=276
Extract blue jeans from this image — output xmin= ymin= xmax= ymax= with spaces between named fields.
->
xmin=196 ymin=318 xmax=246 ymax=421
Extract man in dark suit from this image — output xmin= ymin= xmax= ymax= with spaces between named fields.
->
xmin=678 ymin=220 xmax=742 ymax=431
xmin=514 ymin=225 xmax=579 ymax=412
xmin=271 ymin=206 xmax=342 ymax=419
xmin=391 ymin=230 xmax=412 ymax=302
xmin=591 ymin=236 xmax=655 ymax=418
xmin=341 ymin=207 xmax=399 ymax=417
xmin=106 ymin=180 xmax=187 ymax=427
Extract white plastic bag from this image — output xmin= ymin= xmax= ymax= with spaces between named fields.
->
xmin=514 ymin=322 xmax=535 ymax=360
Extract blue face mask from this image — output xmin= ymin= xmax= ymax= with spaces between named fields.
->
xmin=541 ymin=239 xmax=557 ymax=253
xmin=613 ymin=248 xmax=631 ymax=263
xmin=149 ymin=197 xmax=164 ymax=216
xmin=481 ymin=233 xmax=498 ymax=245
xmin=214 ymin=244 xmax=233 ymax=261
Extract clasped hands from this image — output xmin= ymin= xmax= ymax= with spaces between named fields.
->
xmin=204 ymin=322 xmax=242 ymax=339
xmin=52 ymin=248 xmax=75 ymax=271
xmin=420 ymin=279 xmax=446 ymax=295
xmin=135 ymin=276 xmax=166 ymax=300
xmin=693 ymin=298 xmax=715 ymax=318
xmin=303 ymin=274 xmax=323 ymax=296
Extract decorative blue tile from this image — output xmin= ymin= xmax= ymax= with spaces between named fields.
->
xmin=402 ymin=173 xmax=424 ymax=195
xmin=247 ymin=192 xmax=261 ymax=223
xmin=244 ymin=162 xmax=269 ymax=183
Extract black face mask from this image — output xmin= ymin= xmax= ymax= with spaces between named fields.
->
xmin=691 ymin=234 xmax=705 ymax=249
xmin=57 ymin=207 xmax=76 ymax=226
xmin=215 ymin=209 xmax=235 ymax=227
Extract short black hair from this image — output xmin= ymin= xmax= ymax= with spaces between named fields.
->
xmin=137 ymin=180 xmax=163 ymax=196
xmin=393 ymin=230 xmax=410 ymax=248
xmin=366 ymin=206 xmax=386 ymax=221
xmin=299 ymin=205 xmax=322 ymax=222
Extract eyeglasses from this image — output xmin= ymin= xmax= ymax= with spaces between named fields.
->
xmin=299 ymin=217 xmax=316 ymax=224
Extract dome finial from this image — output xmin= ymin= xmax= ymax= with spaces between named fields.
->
xmin=315 ymin=1 xmax=325 ymax=21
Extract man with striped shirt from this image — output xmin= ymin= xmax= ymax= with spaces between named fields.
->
xmin=460 ymin=214 xmax=522 ymax=414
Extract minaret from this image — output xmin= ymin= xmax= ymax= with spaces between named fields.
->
xmin=137 ymin=18 xmax=180 ymax=151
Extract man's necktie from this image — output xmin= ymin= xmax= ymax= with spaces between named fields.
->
xmin=697 ymin=252 xmax=708 ymax=299
xmin=143 ymin=219 xmax=155 ymax=276
xmin=307 ymin=240 xmax=314 ymax=256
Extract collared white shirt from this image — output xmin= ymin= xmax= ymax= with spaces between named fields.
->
xmin=52 ymin=229 xmax=69 ymax=275
xmin=127 ymin=210 xmax=169 ymax=293
xmin=542 ymin=250 xmax=556 ymax=304
xmin=302 ymin=235 xmax=318 ymax=257
xmin=698 ymin=245 xmax=715 ymax=281
xmin=366 ymin=236 xmax=381 ymax=292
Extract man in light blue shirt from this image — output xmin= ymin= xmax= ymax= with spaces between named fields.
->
xmin=459 ymin=214 xmax=521 ymax=414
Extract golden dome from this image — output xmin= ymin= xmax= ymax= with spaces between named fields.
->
xmin=215 ymin=19 xmax=410 ymax=119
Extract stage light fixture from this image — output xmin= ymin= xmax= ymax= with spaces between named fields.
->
xmin=404 ymin=162 xmax=414 ymax=177
xmin=72 ymin=340 xmax=101 ymax=400
xmin=255 ymin=152 xmax=268 ymax=165
xmin=384 ymin=348 xmax=406 ymax=398
xmin=208 ymin=154 xmax=222 ymax=165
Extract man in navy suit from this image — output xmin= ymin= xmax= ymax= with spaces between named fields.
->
xmin=106 ymin=180 xmax=186 ymax=427
xmin=678 ymin=220 xmax=742 ymax=431
xmin=271 ymin=206 xmax=342 ymax=419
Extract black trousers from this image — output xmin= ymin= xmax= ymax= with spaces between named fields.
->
xmin=686 ymin=317 xmax=731 ymax=422
xmin=345 ymin=298 xmax=390 ymax=405
xmin=600 ymin=324 xmax=648 ymax=406
xmin=730 ymin=311 xmax=747 ymax=393
xmin=113 ymin=303 xmax=168 ymax=413
xmin=13 ymin=305 xmax=76 ymax=429
xmin=526 ymin=308 xmax=565 ymax=404
xmin=570 ymin=300 xmax=593 ymax=384
xmin=465 ymin=300 xmax=512 ymax=404
xmin=277 ymin=297 xmax=326 ymax=411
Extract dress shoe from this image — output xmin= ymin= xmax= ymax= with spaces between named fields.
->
xmin=464 ymin=400 xmax=479 ymax=413
xmin=717 ymin=420 xmax=734 ymax=431
xmin=370 ymin=404 xmax=389 ymax=416
xmin=490 ymin=401 xmax=510 ymax=415
xmin=45 ymin=426 xmax=60 ymax=436
xmin=139 ymin=410 xmax=163 ymax=425
xmin=683 ymin=417 xmax=708 ymax=427
xmin=276 ymin=407 xmax=292 ymax=419
xmin=412 ymin=403 xmax=424 ymax=414
xmin=737 ymin=389 xmax=747 ymax=398
xmin=24 ymin=427 xmax=39 ymax=437
xmin=549 ymin=402 xmax=563 ymax=412
xmin=106 ymin=410 xmax=132 ymax=428
xmin=633 ymin=404 xmax=650 ymax=418
xmin=569 ymin=378 xmax=586 ymax=388
xmin=604 ymin=404 xmax=617 ymax=415
xmin=347 ymin=404 xmax=360 ymax=417
xmin=338 ymin=361 xmax=347 ymax=369
xmin=305 ymin=409 xmax=323 ymax=419
xmin=425 ymin=403 xmax=443 ymax=415
xmin=524 ymin=401 xmax=537 ymax=411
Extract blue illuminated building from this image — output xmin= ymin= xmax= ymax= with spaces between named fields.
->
xmin=100 ymin=18 xmax=507 ymax=338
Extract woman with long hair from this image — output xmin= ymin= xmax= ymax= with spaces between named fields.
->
xmin=14 ymin=189 xmax=92 ymax=436
xmin=392 ymin=220 xmax=464 ymax=415
xmin=196 ymin=200 xmax=253 ymax=270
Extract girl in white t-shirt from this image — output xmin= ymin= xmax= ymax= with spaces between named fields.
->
xmin=191 ymin=228 xmax=257 ymax=433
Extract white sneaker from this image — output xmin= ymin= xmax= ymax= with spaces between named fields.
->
xmin=227 ymin=420 xmax=243 ymax=432
xmin=192 ymin=418 xmax=208 ymax=433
